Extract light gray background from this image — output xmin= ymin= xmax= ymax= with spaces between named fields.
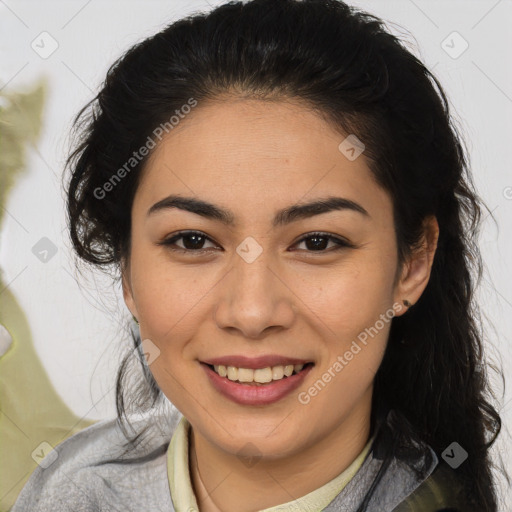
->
xmin=1 ymin=0 xmax=511 ymax=508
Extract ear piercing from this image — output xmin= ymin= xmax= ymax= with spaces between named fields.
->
xmin=402 ymin=299 xmax=412 ymax=308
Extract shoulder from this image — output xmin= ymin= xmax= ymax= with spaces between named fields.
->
xmin=11 ymin=407 xmax=182 ymax=512
xmin=389 ymin=455 xmax=476 ymax=512
xmin=392 ymin=461 xmax=474 ymax=512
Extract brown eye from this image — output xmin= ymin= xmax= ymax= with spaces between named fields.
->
xmin=292 ymin=232 xmax=353 ymax=252
xmin=159 ymin=231 xmax=219 ymax=252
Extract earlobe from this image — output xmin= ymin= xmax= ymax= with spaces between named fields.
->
xmin=393 ymin=216 xmax=439 ymax=316
xmin=121 ymin=260 xmax=139 ymax=320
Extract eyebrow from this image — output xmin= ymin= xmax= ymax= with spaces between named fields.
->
xmin=146 ymin=194 xmax=370 ymax=227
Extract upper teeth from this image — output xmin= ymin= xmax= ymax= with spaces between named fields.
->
xmin=214 ymin=364 xmax=305 ymax=383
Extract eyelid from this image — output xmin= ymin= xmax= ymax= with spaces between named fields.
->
xmin=158 ymin=230 xmax=218 ymax=252
xmin=290 ymin=231 xmax=354 ymax=249
xmin=158 ymin=230 xmax=354 ymax=253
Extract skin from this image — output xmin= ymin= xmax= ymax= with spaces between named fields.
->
xmin=122 ymin=96 xmax=439 ymax=512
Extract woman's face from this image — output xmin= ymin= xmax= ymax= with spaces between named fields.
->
xmin=123 ymin=97 xmax=433 ymax=462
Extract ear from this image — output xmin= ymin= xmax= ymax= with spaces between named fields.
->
xmin=121 ymin=257 xmax=139 ymax=320
xmin=393 ymin=216 xmax=439 ymax=317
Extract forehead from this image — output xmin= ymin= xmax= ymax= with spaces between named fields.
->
xmin=134 ymin=98 xmax=391 ymax=224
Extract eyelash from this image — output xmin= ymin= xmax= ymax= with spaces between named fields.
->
xmin=158 ymin=230 xmax=354 ymax=255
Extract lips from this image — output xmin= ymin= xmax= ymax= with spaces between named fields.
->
xmin=201 ymin=361 xmax=315 ymax=405
xmin=201 ymin=354 xmax=312 ymax=369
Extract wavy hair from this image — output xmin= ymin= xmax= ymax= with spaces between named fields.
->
xmin=64 ymin=0 xmax=507 ymax=509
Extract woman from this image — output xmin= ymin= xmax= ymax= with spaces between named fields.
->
xmin=12 ymin=0 xmax=505 ymax=510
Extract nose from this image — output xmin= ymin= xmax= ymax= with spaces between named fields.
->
xmin=212 ymin=246 xmax=297 ymax=340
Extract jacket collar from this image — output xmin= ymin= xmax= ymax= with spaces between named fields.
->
xmin=323 ymin=408 xmax=439 ymax=511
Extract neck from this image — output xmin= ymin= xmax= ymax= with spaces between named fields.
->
xmin=190 ymin=430 xmax=225 ymax=512
xmin=188 ymin=392 xmax=372 ymax=512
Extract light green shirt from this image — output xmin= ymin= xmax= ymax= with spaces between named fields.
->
xmin=167 ymin=415 xmax=374 ymax=512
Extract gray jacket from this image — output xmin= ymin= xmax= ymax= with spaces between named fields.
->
xmin=10 ymin=406 xmax=461 ymax=511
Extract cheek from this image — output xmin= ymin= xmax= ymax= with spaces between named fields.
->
xmin=295 ymin=253 xmax=397 ymax=335
xmin=129 ymin=246 xmax=211 ymax=341
xmin=304 ymin=292 xmax=391 ymax=415
xmin=296 ymin=250 xmax=396 ymax=392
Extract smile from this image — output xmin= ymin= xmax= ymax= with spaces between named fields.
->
xmin=200 ymin=361 xmax=315 ymax=405
xmin=208 ymin=363 xmax=312 ymax=385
